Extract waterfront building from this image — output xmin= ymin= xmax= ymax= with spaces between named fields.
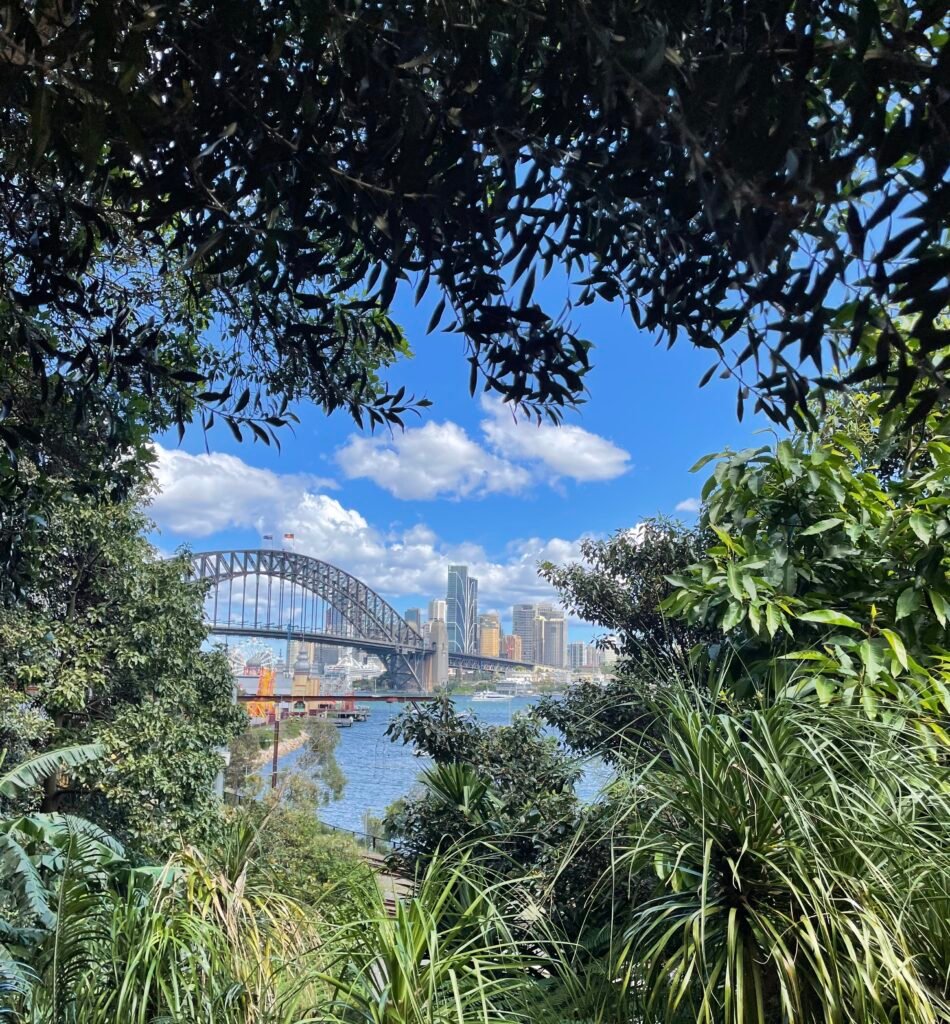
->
xmin=478 ymin=613 xmax=501 ymax=657
xmin=405 ymin=607 xmax=423 ymax=633
xmin=602 ymin=642 xmax=620 ymax=669
xmin=291 ymin=648 xmax=317 ymax=698
xmin=512 ymin=603 xmax=537 ymax=662
xmin=446 ymin=565 xmax=478 ymax=654
xmin=568 ymin=641 xmax=604 ymax=670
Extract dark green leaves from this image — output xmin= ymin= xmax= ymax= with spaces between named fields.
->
xmin=1 ymin=0 xmax=947 ymax=453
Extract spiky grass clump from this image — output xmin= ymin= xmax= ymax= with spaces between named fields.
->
xmin=602 ymin=693 xmax=950 ymax=1024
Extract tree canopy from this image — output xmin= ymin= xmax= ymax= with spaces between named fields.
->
xmin=1 ymin=0 xmax=947 ymax=468
xmin=0 ymin=482 xmax=245 ymax=853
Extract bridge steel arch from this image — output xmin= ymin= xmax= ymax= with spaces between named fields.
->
xmin=189 ymin=549 xmax=429 ymax=688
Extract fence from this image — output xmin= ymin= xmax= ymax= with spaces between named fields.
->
xmin=319 ymin=820 xmax=392 ymax=856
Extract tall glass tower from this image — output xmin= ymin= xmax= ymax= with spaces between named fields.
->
xmin=446 ymin=565 xmax=478 ymax=654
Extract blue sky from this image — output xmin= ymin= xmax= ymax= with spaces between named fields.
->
xmin=150 ymin=277 xmax=773 ymax=642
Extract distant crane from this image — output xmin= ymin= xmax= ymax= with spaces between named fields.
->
xmin=246 ymin=665 xmax=276 ymax=720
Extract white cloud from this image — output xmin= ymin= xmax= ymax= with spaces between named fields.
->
xmin=480 ymin=397 xmax=631 ymax=483
xmin=675 ymin=497 xmax=701 ymax=514
xmin=149 ymin=445 xmax=335 ymax=536
xmin=333 ymin=400 xmax=631 ymax=501
xmin=335 ymin=421 xmax=530 ymax=500
xmin=149 ymin=445 xmax=589 ymax=608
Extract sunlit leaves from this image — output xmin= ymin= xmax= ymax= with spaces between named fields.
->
xmin=663 ymin=388 xmax=950 ymax=717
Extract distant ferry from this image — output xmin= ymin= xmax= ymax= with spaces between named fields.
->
xmin=471 ymin=690 xmax=513 ymax=702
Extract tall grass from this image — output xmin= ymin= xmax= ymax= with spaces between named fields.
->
xmin=4 ymin=825 xmax=544 ymax=1024
xmin=313 ymin=859 xmax=539 ymax=1024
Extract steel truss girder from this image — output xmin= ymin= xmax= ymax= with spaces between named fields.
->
xmin=188 ymin=549 xmax=425 ymax=652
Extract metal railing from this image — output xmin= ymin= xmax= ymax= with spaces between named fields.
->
xmin=319 ymin=820 xmax=392 ymax=855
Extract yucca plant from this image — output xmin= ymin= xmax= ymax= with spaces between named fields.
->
xmin=601 ymin=691 xmax=950 ymax=1024
xmin=313 ymin=855 xmax=541 ymax=1024
xmin=53 ymin=817 xmax=326 ymax=1024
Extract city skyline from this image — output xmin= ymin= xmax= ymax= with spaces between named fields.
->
xmin=410 ymin=568 xmax=582 ymax=668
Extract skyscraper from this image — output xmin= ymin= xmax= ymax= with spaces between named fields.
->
xmin=428 ymin=598 xmax=447 ymax=623
xmin=405 ymin=607 xmax=423 ymax=633
xmin=423 ymin=618 xmax=449 ymax=690
xmin=536 ymin=603 xmax=568 ymax=668
xmin=568 ymin=641 xmax=601 ymax=670
xmin=512 ymin=603 xmax=537 ymax=663
xmin=446 ymin=565 xmax=478 ymax=654
xmin=478 ymin=613 xmax=501 ymax=657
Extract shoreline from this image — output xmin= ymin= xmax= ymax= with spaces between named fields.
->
xmin=254 ymin=730 xmax=309 ymax=766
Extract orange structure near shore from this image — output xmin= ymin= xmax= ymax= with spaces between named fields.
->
xmin=246 ymin=666 xmax=275 ymax=720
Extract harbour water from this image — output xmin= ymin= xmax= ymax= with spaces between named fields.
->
xmin=276 ymin=696 xmax=608 ymax=834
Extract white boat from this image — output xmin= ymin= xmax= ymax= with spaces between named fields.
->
xmin=471 ymin=690 xmax=512 ymax=702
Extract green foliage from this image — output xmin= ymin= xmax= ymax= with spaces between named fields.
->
xmin=239 ymin=794 xmax=373 ymax=907
xmin=604 ymin=691 xmax=950 ymax=1024
xmin=0 ymin=745 xmax=130 ymax=999
xmin=0 ymin=745 xmax=102 ymax=802
xmin=1 ymin=0 xmax=947 ymax=475
xmin=3 ymin=808 xmax=547 ymax=1024
xmin=540 ymin=518 xmax=712 ymax=664
xmin=663 ymin=397 xmax=950 ymax=721
xmin=0 ymin=486 xmax=245 ymax=854
xmin=385 ymin=697 xmax=623 ymax=936
xmin=538 ymin=518 xmax=717 ymax=763
xmin=317 ymin=859 xmax=538 ymax=1024
xmin=17 ymin=846 xmax=322 ymax=1024
xmin=386 ymin=697 xmax=581 ymax=873
xmin=297 ymin=719 xmax=347 ymax=804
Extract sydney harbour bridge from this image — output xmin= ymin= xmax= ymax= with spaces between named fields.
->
xmin=188 ymin=549 xmax=531 ymax=690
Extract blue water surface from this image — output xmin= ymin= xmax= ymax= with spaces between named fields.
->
xmin=276 ymin=696 xmax=610 ymax=834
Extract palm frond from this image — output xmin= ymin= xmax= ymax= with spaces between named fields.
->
xmin=0 ymin=744 xmax=103 ymax=801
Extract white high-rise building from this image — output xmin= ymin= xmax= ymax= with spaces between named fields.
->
xmin=428 ymin=598 xmax=447 ymax=623
xmin=568 ymin=642 xmax=603 ymax=670
xmin=536 ymin=603 xmax=568 ymax=668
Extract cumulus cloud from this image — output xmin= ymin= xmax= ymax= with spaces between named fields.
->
xmin=480 ymin=397 xmax=631 ymax=482
xmin=149 ymin=445 xmax=587 ymax=606
xmin=333 ymin=400 xmax=631 ymax=501
xmin=675 ymin=497 xmax=702 ymax=514
xmin=335 ymin=421 xmax=530 ymax=500
xmin=149 ymin=445 xmax=336 ymax=536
